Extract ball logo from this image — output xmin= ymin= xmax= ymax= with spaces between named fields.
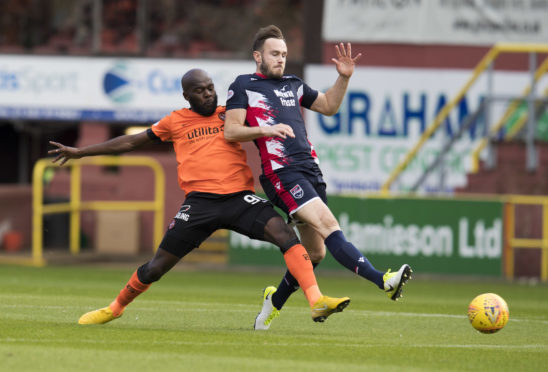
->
xmin=103 ymin=62 xmax=134 ymax=104
xmin=486 ymin=307 xmax=500 ymax=323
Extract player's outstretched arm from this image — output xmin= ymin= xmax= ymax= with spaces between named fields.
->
xmin=224 ymin=108 xmax=294 ymax=142
xmin=310 ymin=42 xmax=362 ymax=116
xmin=48 ymin=130 xmax=153 ymax=165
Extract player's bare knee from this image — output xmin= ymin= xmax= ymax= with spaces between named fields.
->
xmin=137 ymin=261 xmax=166 ymax=283
xmin=263 ymin=216 xmax=299 ymax=251
xmin=319 ymin=214 xmax=339 ymax=230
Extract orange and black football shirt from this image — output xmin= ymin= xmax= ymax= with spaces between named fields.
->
xmin=149 ymin=106 xmax=254 ymax=195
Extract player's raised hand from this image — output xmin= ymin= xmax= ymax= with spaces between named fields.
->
xmin=48 ymin=141 xmax=82 ymax=165
xmin=332 ymin=42 xmax=361 ymax=78
xmin=264 ymin=123 xmax=295 ymax=139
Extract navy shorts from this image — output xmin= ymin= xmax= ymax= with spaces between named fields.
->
xmin=160 ymin=190 xmax=279 ymax=258
xmin=259 ymin=166 xmax=328 ymax=218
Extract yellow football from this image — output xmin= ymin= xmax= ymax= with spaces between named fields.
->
xmin=468 ymin=293 xmax=509 ymax=333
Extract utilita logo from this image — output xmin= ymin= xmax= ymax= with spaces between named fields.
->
xmin=103 ymin=62 xmax=134 ymax=104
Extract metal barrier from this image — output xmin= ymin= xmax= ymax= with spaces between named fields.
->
xmin=504 ymin=85 xmax=548 ymax=140
xmin=504 ymin=195 xmax=548 ymax=281
xmin=471 ymin=57 xmax=548 ymax=172
xmin=381 ymin=42 xmax=548 ymax=193
xmin=31 ymin=156 xmax=165 ymax=266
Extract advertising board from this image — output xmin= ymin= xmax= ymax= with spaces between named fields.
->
xmin=229 ymin=196 xmax=504 ymax=276
xmin=0 ymin=56 xmax=253 ymax=122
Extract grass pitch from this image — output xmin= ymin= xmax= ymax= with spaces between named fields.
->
xmin=0 ymin=264 xmax=547 ymax=372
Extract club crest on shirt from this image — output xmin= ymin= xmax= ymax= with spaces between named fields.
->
xmin=218 ymin=111 xmax=225 ymax=121
xmin=290 ymin=184 xmax=304 ymax=199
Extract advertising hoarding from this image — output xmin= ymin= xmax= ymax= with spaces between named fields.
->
xmin=0 ymin=55 xmax=253 ymax=122
xmin=304 ymin=65 xmax=547 ymax=193
xmin=229 ymin=196 xmax=504 ymax=276
xmin=323 ymin=0 xmax=548 ymax=45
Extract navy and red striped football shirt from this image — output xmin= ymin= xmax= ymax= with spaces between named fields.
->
xmin=226 ymin=73 xmax=320 ymax=175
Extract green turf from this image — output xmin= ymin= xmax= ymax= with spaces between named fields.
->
xmin=0 ymin=264 xmax=547 ymax=372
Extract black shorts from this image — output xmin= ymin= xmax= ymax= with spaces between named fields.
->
xmin=260 ymin=165 xmax=328 ymax=218
xmin=160 ymin=190 xmax=279 ymax=258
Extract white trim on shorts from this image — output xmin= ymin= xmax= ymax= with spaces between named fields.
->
xmin=287 ymin=196 xmax=321 ymax=225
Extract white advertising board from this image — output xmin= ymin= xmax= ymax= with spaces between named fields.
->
xmin=323 ymin=0 xmax=548 ymax=45
xmin=0 ymin=55 xmax=254 ymax=122
xmin=305 ymin=64 xmax=548 ymax=193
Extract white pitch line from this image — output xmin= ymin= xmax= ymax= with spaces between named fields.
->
xmin=0 ymin=337 xmax=546 ymax=352
xmin=0 ymin=301 xmax=548 ymax=324
xmin=1 ymin=303 xmax=547 ymax=325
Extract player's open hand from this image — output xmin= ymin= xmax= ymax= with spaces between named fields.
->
xmin=332 ymin=43 xmax=361 ymax=78
xmin=265 ymin=123 xmax=295 ymax=139
xmin=48 ymin=141 xmax=81 ymax=166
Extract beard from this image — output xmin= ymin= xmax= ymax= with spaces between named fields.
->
xmin=189 ymin=94 xmax=218 ymax=116
xmin=259 ymin=60 xmax=284 ymax=79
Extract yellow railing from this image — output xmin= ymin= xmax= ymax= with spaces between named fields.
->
xmin=381 ymin=43 xmax=548 ymax=193
xmin=31 ymin=156 xmax=165 ymax=266
xmin=504 ymin=195 xmax=548 ymax=281
xmin=504 ymin=85 xmax=548 ymax=140
xmin=471 ymin=57 xmax=548 ymax=172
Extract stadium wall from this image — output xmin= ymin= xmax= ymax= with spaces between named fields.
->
xmin=323 ymin=43 xmax=538 ymax=71
xmin=0 ymin=185 xmax=31 ymax=251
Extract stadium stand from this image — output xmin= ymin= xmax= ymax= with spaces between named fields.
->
xmin=1 ymin=0 xmax=547 ymax=279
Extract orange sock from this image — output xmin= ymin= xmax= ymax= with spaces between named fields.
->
xmin=283 ymin=244 xmax=322 ymax=307
xmin=109 ymin=271 xmax=151 ymax=316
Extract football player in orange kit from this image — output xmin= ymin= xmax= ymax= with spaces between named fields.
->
xmin=49 ymin=69 xmax=350 ymax=328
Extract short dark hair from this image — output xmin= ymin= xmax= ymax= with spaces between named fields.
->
xmin=252 ymin=25 xmax=284 ymax=52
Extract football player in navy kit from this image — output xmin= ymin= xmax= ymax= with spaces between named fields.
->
xmin=224 ymin=25 xmax=412 ymax=330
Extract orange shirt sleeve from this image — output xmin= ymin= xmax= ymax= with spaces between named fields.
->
xmin=150 ymin=113 xmax=173 ymax=142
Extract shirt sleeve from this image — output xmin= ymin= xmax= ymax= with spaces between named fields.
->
xmin=146 ymin=128 xmax=162 ymax=142
xmin=150 ymin=113 xmax=173 ymax=142
xmin=226 ymin=78 xmax=248 ymax=110
xmin=300 ymin=82 xmax=319 ymax=109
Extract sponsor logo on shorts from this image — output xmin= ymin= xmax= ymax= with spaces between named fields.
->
xmin=290 ymin=184 xmax=304 ymax=199
xmin=175 ymin=204 xmax=191 ymax=221
xmin=175 ymin=212 xmax=190 ymax=221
